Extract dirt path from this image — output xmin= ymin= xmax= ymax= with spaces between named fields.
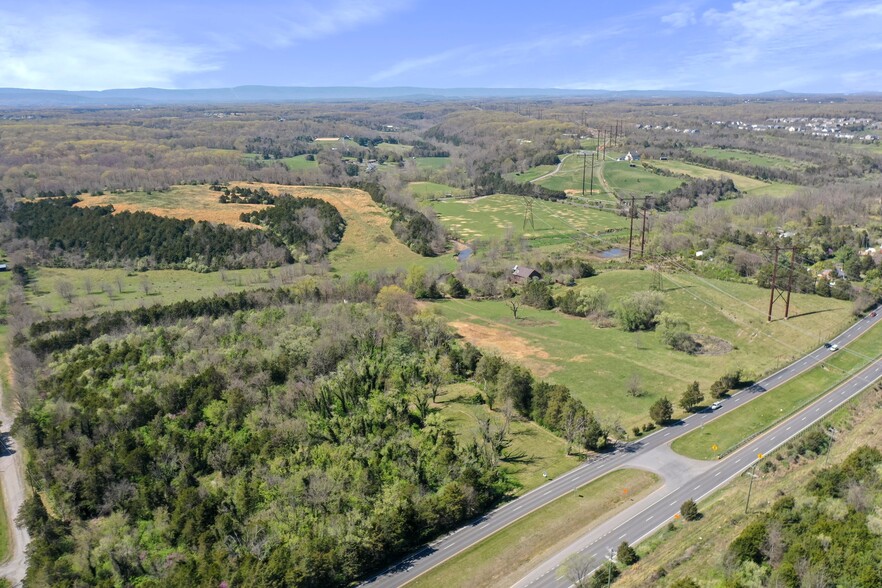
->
xmin=0 ymin=376 xmax=29 ymax=587
xmin=529 ymin=153 xmax=575 ymax=184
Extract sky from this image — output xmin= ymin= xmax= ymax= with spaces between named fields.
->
xmin=1 ymin=0 xmax=880 ymax=93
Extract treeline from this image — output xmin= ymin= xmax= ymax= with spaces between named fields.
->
xmin=654 ymin=177 xmax=739 ymax=211
xmin=475 ymin=173 xmax=566 ymax=200
xmin=355 ymin=182 xmax=446 ymax=256
xmin=409 ymin=139 xmax=450 ymax=158
xmin=25 ymin=288 xmax=296 ymax=358
xmin=474 ymin=354 xmax=608 ymax=451
xmin=724 ymin=445 xmax=882 ymax=586
xmin=12 ymin=198 xmax=290 ymax=270
xmin=214 ymin=184 xmax=277 ymax=204
xmin=240 ymin=195 xmax=345 ymax=261
xmin=14 ymin=301 xmax=510 ymax=587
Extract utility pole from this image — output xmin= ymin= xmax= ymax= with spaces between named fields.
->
xmin=522 ymin=196 xmax=534 ymax=230
xmin=745 ymin=454 xmax=763 ymax=513
xmin=589 ymin=153 xmax=595 ymax=195
xmin=581 ymin=150 xmax=587 ymax=197
xmin=767 ymin=245 xmax=798 ymax=321
xmin=628 ymin=196 xmax=636 ymax=259
xmin=640 ymin=201 xmax=649 ymax=257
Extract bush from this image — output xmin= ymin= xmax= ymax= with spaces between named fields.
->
xmin=521 ymin=280 xmax=555 ymax=310
xmin=617 ymin=541 xmax=638 ymax=565
xmin=615 ymin=291 xmax=664 ymax=331
xmin=680 ymin=499 xmax=699 ymax=521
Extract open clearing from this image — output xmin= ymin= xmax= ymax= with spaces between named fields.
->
xmin=278 ymin=154 xmax=318 ymax=170
xmin=647 ymin=159 xmax=799 ymax=197
xmin=377 ymin=142 xmax=412 ymax=155
xmin=428 ymin=194 xmax=629 ymax=248
xmin=407 ymin=469 xmax=660 ymax=588
xmin=505 ymin=164 xmax=557 ymax=184
xmin=413 ymin=156 xmax=451 ymax=170
xmin=438 ymin=383 xmax=582 ymax=492
xmin=74 ymin=183 xmax=442 ymax=274
xmin=689 ymin=146 xmax=806 ymax=170
xmin=601 ymin=160 xmax=685 ymax=195
xmin=407 ymin=181 xmax=467 ymax=199
xmin=672 ymin=317 xmax=882 ymax=460
xmin=617 ymin=387 xmax=882 ymax=587
xmin=76 ymin=186 xmax=272 ymax=229
xmin=435 ymin=270 xmax=853 ymax=429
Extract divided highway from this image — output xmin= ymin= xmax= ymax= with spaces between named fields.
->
xmin=362 ymin=311 xmax=882 ymax=588
xmin=517 ymin=348 xmax=882 ymax=587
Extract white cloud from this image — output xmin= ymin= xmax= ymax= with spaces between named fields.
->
xmin=369 ymin=48 xmax=470 ymax=82
xmin=0 ymin=10 xmax=216 ymax=90
xmin=661 ymin=9 xmax=697 ymax=28
xmin=244 ymin=0 xmax=413 ymax=48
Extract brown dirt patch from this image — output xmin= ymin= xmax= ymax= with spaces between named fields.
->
xmin=449 ymin=321 xmax=559 ymax=377
xmin=692 ymin=334 xmax=735 ymax=356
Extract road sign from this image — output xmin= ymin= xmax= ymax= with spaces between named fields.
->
xmin=757 ymin=453 xmax=764 ymax=459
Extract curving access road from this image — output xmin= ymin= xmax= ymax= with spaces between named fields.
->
xmin=362 ymin=311 xmax=882 ymax=588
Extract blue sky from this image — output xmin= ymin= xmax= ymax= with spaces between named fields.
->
xmin=1 ymin=0 xmax=880 ymax=93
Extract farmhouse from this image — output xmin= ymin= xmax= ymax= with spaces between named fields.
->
xmin=511 ymin=265 xmax=542 ymax=283
xmin=624 ymin=151 xmax=640 ymax=162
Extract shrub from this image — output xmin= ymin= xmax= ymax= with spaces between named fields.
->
xmin=680 ymin=499 xmax=699 ymax=521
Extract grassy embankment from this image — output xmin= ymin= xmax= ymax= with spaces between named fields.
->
xmin=617 ymin=385 xmax=882 ymax=587
xmin=672 ymin=316 xmax=882 ymax=459
xmin=407 ymin=469 xmax=660 ymax=588
xmin=434 ymin=270 xmax=852 ymax=429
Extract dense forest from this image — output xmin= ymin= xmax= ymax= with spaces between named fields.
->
xmin=239 ymin=195 xmax=345 ymax=262
xmin=11 ymin=195 xmax=346 ymax=269
xmin=12 ymin=281 xmax=606 ymax=587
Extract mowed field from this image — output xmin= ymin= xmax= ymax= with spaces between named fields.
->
xmin=407 ymin=181 xmax=467 ymax=199
xmin=648 ymin=159 xmax=800 ymax=197
xmin=434 ymin=270 xmax=854 ymax=429
xmin=429 ymin=194 xmax=629 ymax=248
xmin=74 ymin=183 xmax=441 ymax=273
xmin=601 ymin=160 xmax=685 ymax=195
xmin=689 ymin=146 xmax=805 ymax=170
xmin=413 ymin=156 xmax=451 ymax=170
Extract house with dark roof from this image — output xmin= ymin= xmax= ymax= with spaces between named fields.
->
xmin=511 ymin=265 xmax=542 ymax=283
xmin=624 ymin=151 xmax=641 ymax=162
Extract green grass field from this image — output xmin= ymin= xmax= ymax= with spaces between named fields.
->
xmin=689 ymin=147 xmax=805 ymax=171
xmin=601 ymin=161 xmax=685 ymax=195
xmin=648 ymin=159 xmax=799 ymax=198
xmin=435 ymin=270 xmax=853 ymax=429
xmin=672 ymin=317 xmax=882 ymax=460
xmin=534 ymin=155 xmax=611 ymax=196
xmin=407 ymin=182 xmax=467 ymax=199
xmin=408 ymin=469 xmax=660 ymax=588
xmin=278 ymin=154 xmax=318 ymax=170
xmin=505 ymin=164 xmax=556 ymax=184
xmin=377 ymin=142 xmax=412 ymax=155
xmin=437 ymin=383 xmax=582 ymax=492
xmin=428 ymin=194 xmax=629 ymax=248
xmin=413 ymin=156 xmax=451 ymax=170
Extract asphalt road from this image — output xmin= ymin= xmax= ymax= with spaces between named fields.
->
xmin=0 ymin=378 xmax=30 ymax=587
xmin=516 ymin=350 xmax=882 ymax=588
xmin=362 ymin=310 xmax=882 ymax=588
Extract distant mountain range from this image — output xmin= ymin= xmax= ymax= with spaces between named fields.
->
xmin=0 ymin=85 xmax=868 ymax=108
